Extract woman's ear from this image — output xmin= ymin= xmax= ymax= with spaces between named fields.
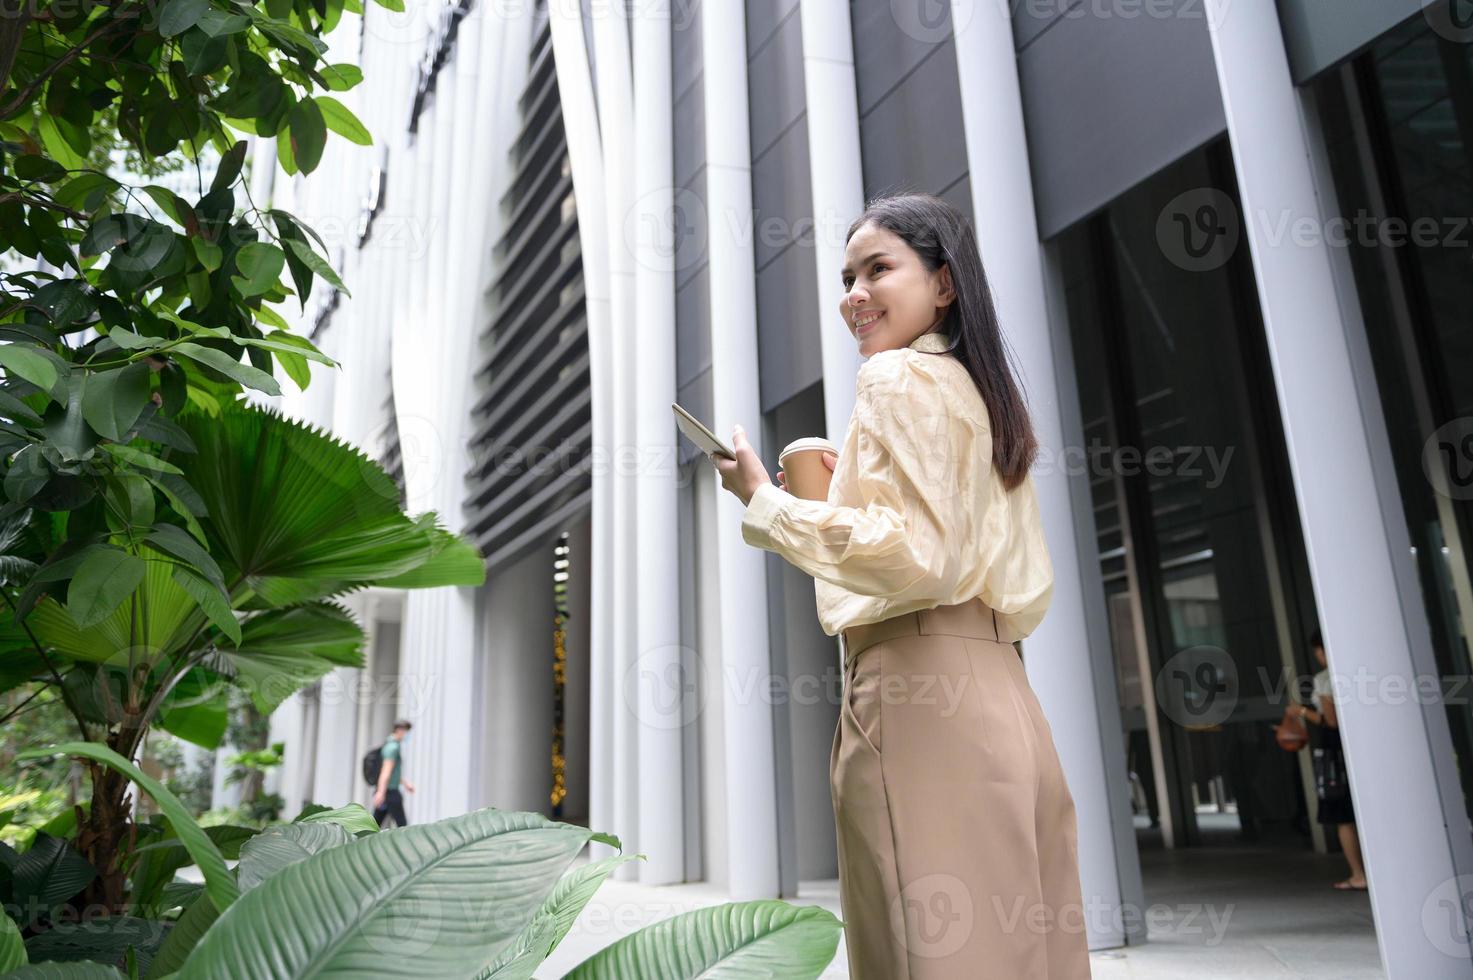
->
xmin=936 ymin=262 xmax=955 ymax=306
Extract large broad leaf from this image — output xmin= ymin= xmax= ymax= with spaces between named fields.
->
xmin=10 ymin=832 xmax=97 ymax=927
xmin=476 ymin=855 xmax=639 ymax=980
xmin=23 ymin=915 xmax=168 ymax=975
xmin=561 ymin=901 xmax=843 ymax=979
xmin=26 ymin=546 xmax=210 ymax=668
xmin=175 ymin=404 xmax=484 ymax=608
xmin=220 ymin=601 xmax=363 ymax=713
xmin=0 ymin=912 xmax=23 ymax=972
xmin=17 ymin=743 xmax=239 ymax=914
xmin=178 ymin=808 xmax=613 ymax=978
xmin=293 ymin=802 xmax=378 ymax=835
xmin=148 ymin=822 xmax=351 ymax=977
xmin=1 ymin=964 xmax=125 ymax=978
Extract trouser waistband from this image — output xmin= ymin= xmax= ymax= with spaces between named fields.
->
xmin=840 ymin=596 xmax=1006 ymax=668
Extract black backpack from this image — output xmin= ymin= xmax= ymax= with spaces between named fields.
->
xmin=362 ymin=745 xmax=383 ymax=786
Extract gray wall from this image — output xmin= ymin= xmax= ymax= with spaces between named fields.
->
xmin=852 ymin=1 xmax=972 ymax=224
xmin=1277 ymin=0 xmax=1423 ymax=83
xmin=1012 ymin=0 xmax=1226 ymax=238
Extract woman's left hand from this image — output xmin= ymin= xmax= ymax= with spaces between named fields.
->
xmin=711 ymin=424 xmax=772 ymax=507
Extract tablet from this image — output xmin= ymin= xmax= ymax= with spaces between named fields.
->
xmin=672 ymin=402 xmax=735 ymax=459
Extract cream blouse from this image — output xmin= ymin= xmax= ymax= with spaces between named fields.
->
xmin=741 ymin=329 xmax=1054 ymax=641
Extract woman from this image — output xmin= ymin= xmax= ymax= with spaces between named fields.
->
xmin=1293 ymin=629 xmax=1366 ymax=890
xmin=712 ymin=193 xmax=1091 ymax=979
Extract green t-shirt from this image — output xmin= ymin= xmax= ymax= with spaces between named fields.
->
xmin=381 ymin=737 xmax=402 ymax=791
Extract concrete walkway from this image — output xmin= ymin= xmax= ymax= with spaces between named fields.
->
xmin=536 ymin=841 xmax=1384 ymax=978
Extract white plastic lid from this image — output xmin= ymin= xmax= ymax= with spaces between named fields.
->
xmin=779 ymin=437 xmax=839 ymax=461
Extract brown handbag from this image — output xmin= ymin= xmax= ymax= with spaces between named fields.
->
xmin=1274 ymin=704 xmax=1309 ymax=752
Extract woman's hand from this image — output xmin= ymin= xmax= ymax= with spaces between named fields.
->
xmin=776 ymin=451 xmax=837 ymax=493
xmin=711 ymin=424 xmax=772 ymax=507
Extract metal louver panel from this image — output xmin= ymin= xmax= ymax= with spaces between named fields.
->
xmin=464 ymin=10 xmax=592 ymax=575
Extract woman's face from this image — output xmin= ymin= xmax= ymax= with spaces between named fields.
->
xmin=838 ymin=222 xmax=954 ymax=358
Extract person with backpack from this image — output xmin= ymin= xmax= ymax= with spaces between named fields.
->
xmin=365 ymin=720 xmax=416 ymax=827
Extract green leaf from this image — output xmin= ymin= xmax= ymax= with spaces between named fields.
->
xmin=102 ymin=443 xmax=184 ymax=474
xmin=171 ymin=566 xmax=240 ymax=645
xmin=0 ymin=345 xmax=61 ymax=397
xmin=286 ymin=98 xmax=327 ymax=174
xmin=562 ymin=901 xmax=843 ymax=979
xmin=231 ymin=242 xmax=285 ymax=299
xmin=146 ymin=522 xmax=223 ymax=585
xmin=234 ymin=331 xmax=336 ymax=366
xmin=67 ymin=547 xmax=145 ymax=628
xmin=22 ymin=915 xmax=169 ymax=973
xmin=1 ymin=962 xmax=126 ymax=978
xmin=37 ymin=115 xmax=86 ymax=170
xmin=320 ymin=63 xmax=363 ymax=91
xmin=158 ymin=669 xmax=229 ymax=748
xmin=171 ymin=343 xmax=282 ymax=396
xmin=281 ymin=238 xmax=350 ymax=297
xmin=144 ymin=892 xmax=218 ymax=979
xmin=293 ymin=802 xmax=378 ymax=835
xmin=10 ymin=833 xmax=98 ymax=927
xmin=0 ymin=897 xmax=26 ymax=970
xmin=178 ymin=809 xmax=602 ymax=977
xmin=476 ymin=855 xmax=640 ymax=979
xmin=314 ymin=95 xmax=371 ymax=145
xmin=81 ymin=361 xmax=152 ymax=441
xmin=234 ymin=821 xmax=352 ymax=890
xmin=158 ymin=0 xmax=208 ymax=36
xmin=191 ymin=236 xmax=223 ymax=272
xmin=223 ymin=601 xmax=362 ymax=712
xmin=17 ymin=742 xmax=240 ymax=913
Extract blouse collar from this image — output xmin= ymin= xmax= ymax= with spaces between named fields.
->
xmin=908 ymin=330 xmax=953 ymax=353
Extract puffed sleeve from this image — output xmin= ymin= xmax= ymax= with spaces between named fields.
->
xmin=741 ymin=352 xmax=990 ymax=601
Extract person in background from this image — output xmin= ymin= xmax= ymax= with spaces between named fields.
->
xmin=373 ymin=720 xmax=416 ymax=827
xmin=1294 ymin=630 xmax=1366 ymax=890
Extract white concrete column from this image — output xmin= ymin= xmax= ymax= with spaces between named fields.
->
xmin=702 ymin=0 xmax=781 ymax=900
xmin=585 ymin=1 xmax=647 ymax=883
xmin=627 ymin=0 xmax=687 ymax=884
xmin=1203 ymin=3 xmax=1470 ymax=974
xmin=548 ymin=5 xmax=621 ymax=862
xmin=798 ymin=0 xmax=866 ymax=443
xmin=950 ymin=0 xmax=1141 ymax=949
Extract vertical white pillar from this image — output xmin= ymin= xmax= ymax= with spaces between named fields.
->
xmin=702 ymin=0 xmax=781 ymax=899
xmin=548 ymin=4 xmax=620 ymax=861
xmin=799 ymin=0 xmax=866 ymax=443
xmin=1203 ymin=3 xmax=1470 ymax=973
xmin=949 ymin=0 xmax=1140 ymax=949
xmin=627 ymin=0 xmax=687 ymax=884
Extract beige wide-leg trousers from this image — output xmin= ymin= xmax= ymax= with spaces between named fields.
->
xmin=832 ymin=597 xmax=1092 ymax=979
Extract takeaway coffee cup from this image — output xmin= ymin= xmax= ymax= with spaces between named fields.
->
xmin=779 ymin=437 xmax=839 ymax=501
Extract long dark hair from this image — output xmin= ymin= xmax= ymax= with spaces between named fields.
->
xmin=845 ymin=193 xmax=1039 ymax=491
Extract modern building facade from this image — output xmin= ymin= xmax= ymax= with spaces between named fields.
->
xmin=258 ymin=0 xmax=1473 ymax=973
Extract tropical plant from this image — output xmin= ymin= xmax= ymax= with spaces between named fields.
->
xmin=0 ymin=398 xmax=484 ymax=911
xmin=5 ymin=744 xmax=845 ymax=978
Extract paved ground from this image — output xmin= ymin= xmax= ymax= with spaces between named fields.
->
xmin=536 ymin=838 xmax=1384 ymax=978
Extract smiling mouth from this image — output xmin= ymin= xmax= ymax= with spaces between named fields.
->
xmin=855 ymin=313 xmax=884 ymax=334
